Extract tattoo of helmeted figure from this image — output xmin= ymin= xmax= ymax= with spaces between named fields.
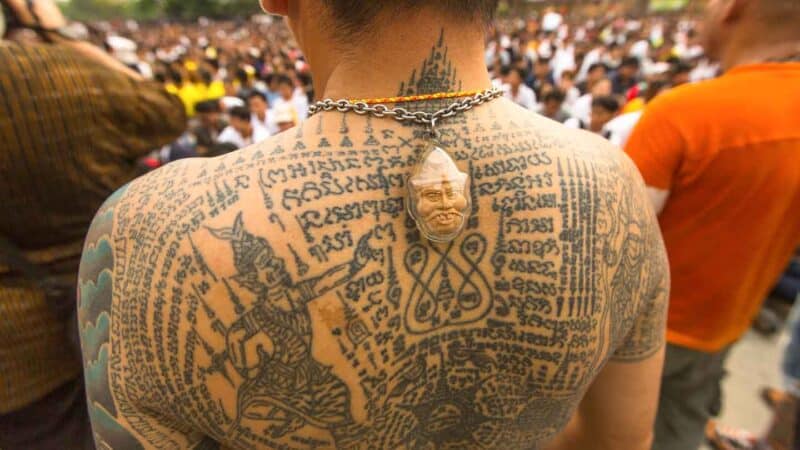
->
xmin=206 ymin=213 xmax=379 ymax=441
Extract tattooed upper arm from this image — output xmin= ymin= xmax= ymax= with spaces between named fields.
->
xmin=608 ymin=153 xmax=670 ymax=363
xmin=78 ymin=185 xmax=146 ymax=450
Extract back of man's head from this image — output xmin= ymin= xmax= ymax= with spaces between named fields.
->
xmin=701 ymin=0 xmax=800 ymax=62
xmin=752 ymin=0 xmax=800 ymax=25
xmin=321 ymin=1 xmax=499 ymax=37
xmin=228 ymin=106 xmax=251 ymax=123
xmin=591 ymin=95 xmax=621 ymax=114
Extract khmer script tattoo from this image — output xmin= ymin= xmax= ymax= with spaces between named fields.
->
xmin=79 ymin=30 xmax=669 ymax=450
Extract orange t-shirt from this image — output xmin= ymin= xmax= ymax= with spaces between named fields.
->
xmin=625 ymin=63 xmax=800 ymax=353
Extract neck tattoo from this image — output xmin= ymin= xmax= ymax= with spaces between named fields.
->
xmin=309 ymin=87 xmax=502 ymax=243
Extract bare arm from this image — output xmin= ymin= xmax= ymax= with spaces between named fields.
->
xmin=547 ymin=153 xmax=671 ymax=450
xmin=647 ymin=187 xmax=670 ymax=215
xmin=545 ymin=350 xmax=666 ymax=450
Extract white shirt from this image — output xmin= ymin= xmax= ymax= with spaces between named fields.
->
xmin=570 ymin=93 xmax=593 ymax=124
xmin=552 ymin=45 xmax=576 ymax=84
xmin=503 ymin=84 xmax=537 ymax=111
xmin=563 ymin=86 xmax=581 ymax=111
xmin=272 ymin=94 xmax=309 ymax=125
xmin=272 ymin=89 xmax=309 ymax=123
xmin=252 ymin=113 xmax=278 ymax=138
xmin=603 ymin=111 xmax=643 ymax=148
xmin=293 ymin=89 xmax=309 ymax=121
xmin=218 ymin=126 xmax=269 ymax=149
xmin=630 ymin=40 xmax=650 ymax=61
xmin=542 ymin=12 xmax=563 ymax=32
xmin=577 ymin=47 xmax=603 ymax=83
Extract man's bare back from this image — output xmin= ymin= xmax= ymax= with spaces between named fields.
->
xmin=78 ymin=19 xmax=669 ymax=450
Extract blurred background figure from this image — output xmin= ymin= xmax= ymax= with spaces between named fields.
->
xmin=0 ymin=0 xmax=185 ymax=448
xmin=503 ymin=66 xmax=538 ymax=110
xmin=272 ymin=73 xmax=307 ymax=124
xmin=589 ymin=95 xmax=621 ymax=136
xmin=248 ymin=91 xmax=276 ymax=137
xmin=568 ymin=76 xmax=612 ymax=128
xmin=708 ymin=253 xmax=800 ymax=450
xmin=218 ymin=105 xmax=263 ymax=148
xmin=272 ymin=101 xmax=298 ymax=133
xmin=540 ymin=89 xmax=571 ymax=122
xmin=611 ymin=56 xmax=642 ymax=95
xmin=624 ymin=0 xmax=800 ymax=449
xmin=192 ymin=99 xmax=228 ymax=156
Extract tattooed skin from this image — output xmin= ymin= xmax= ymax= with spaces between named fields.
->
xmin=79 ymin=32 xmax=668 ymax=450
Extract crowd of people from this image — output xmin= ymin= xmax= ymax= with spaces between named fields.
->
xmin=87 ymin=8 xmax=716 ymax=167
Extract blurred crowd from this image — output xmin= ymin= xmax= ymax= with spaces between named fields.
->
xmin=85 ymin=9 xmax=717 ymax=166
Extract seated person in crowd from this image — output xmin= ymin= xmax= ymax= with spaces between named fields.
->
xmin=193 ymin=99 xmax=228 ymax=155
xmin=590 ymin=96 xmax=621 ymax=137
xmin=218 ymin=106 xmax=268 ymax=149
xmin=611 ymin=56 xmax=641 ymax=96
xmin=248 ymin=91 xmax=276 ymax=138
xmin=541 ymin=89 xmax=571 ymax=123
xmin=502 ymin=66 xmax=537 ymax=110
xmin=272 ymin=74 xmax=308 ymax=122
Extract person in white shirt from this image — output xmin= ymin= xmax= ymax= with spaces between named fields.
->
xmin=603 ymin=111 xmax=643 ymax=148
xmin=502 ymin=67 xmax=537 ymax=110
xmin=604 ymin=79 xmax=670 ymax=147
xmin=273 ymin=102 xmax=298 ymax=133
xmin=569 ymin=77 xmax=611 ymax=126
xmin=272 ymin=74 xmax=308 ymax=123
xmin=248 ymin=91 xmax=277 ymax=137
xmin=219 ymin=106 xmax=268 ymax=149
xmin=558 ymin=70 xmax=581 ymax=112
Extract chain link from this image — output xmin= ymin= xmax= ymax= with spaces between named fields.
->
xmin=308 ymin=88 xmax=503 ymax=127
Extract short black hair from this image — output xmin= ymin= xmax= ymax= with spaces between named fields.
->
xmin=321 ymin=1 xmax=499 ymax=38
xmin=588 ymin=62 xmax=608 ymax=74
xmin=196 ymin=100 xmax=222 ymax=114
xmin=199 ymin=70 xmax=213 ymax=85
xmin=208 ymin=142 xmax=239 ymax=158
xmin=507 ymin=67 xmax=526 ymax=79
xmin=671 ymin=61 xmax=693 ymax=76
xmin=276 ymin=75 xmax=293 ymax=88
xmin=235 ymin=68 xmax=249 ymax=84
xmin=591 ymin=95 xmax=621 ymax=113
xmin=543 ymin=90 xmax=566 ymax=104
xmin=620 ymin=56 xmax=641 ymax=68
xmin=228 ymin=106 xmax=251 ymax=122
xmin=248 ymin=91 xmax=268 ymax=103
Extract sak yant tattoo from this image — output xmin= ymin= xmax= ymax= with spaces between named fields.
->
xmin=79 ymin=30 xmax=669 ymax=450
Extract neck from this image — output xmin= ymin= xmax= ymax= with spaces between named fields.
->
xmin=720 ymin=35 xmax=800 ymax=71
xmin=317 ymin=22 xmax=492 ymax=102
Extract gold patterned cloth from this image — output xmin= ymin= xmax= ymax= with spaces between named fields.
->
xmin=0 ymin=41 xmax=186 ymax=413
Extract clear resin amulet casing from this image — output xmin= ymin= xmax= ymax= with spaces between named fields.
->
xmin=407 ymin=144 xmax=471 ymax=243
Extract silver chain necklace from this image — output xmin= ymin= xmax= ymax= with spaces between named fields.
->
xmin=309 ymin=87 xmax=503 ymax=138
xmin=308 ymin=87 xmax=503 ymax=243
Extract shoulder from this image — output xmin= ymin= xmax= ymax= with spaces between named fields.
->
xmin=645 ymin=76 xmax=727 ymax=116
xmin=525 ymin=115 xmax=653 ymax=203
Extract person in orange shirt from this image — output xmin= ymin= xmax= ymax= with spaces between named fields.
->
xmin=625 ymin=1 xmax=800 ymax=449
